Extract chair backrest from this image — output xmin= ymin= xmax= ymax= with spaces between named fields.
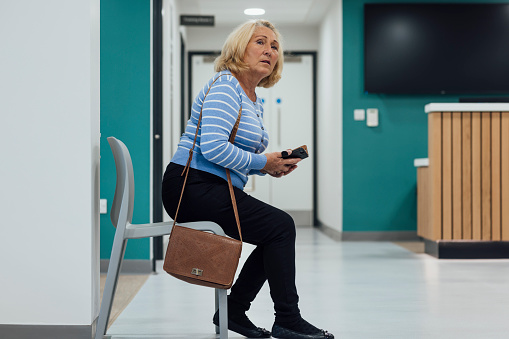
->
xmin=107 ymin=137 xmax=135 ymax=228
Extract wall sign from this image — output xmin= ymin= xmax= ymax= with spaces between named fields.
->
xmin=180 ymin=15 xmax=214 ymax=26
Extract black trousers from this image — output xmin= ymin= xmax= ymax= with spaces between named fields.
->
xmin=162 ymin=163 xmax=300 ymax=322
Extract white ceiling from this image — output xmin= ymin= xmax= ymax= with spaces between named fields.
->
xmin=177 ymin=0 xmax=334 ymax=27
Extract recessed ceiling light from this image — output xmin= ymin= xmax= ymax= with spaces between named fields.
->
xmin=244 ymin=8 xmax=265 ymax=16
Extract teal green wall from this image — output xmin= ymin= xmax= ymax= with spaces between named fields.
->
xmin=100 ymin=0 xmax=151 ymax=259
xmin=342 ymin=0 xmax=509 ymax=232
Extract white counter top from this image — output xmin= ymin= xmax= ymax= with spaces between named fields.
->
xmin=425 ymin=103 xmax=509 ymax=113
xmin=414 ymin=158 xmax=429 ymax=167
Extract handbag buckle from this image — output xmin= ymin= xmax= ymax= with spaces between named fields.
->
xmin=191 ymin=268 xmax=203 ymax=276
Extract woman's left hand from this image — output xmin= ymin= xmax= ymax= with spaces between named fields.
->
xmin=261 ymin=148 xmax=299 ymax=178
xmin=266 ymin=164 xmax=298 ymax=178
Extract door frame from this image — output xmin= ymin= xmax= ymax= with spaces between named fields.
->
xmin=187 ymin=51 xmax=319 ymax=225
xmin=152 ymin=0 xmax=163 ymax=270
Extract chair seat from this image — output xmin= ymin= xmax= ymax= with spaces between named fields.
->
xmin=125 ymin=221 xmax=225 ymax=239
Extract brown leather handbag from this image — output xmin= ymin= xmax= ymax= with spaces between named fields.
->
xmin=163 ymin=75 xmax=243 ymax=289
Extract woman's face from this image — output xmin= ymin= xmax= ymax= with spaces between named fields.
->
xmin=243 ymin=26 xmax=279 ymax=79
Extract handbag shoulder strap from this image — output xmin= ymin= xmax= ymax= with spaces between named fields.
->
xmin=173 ymin=74 xmax=243 ymax=242
xmin=225 ymin=110 xmax=243 ymax=242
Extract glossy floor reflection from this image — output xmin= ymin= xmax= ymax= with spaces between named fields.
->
xmin=106 ymin=227 xmax=509 ymax=339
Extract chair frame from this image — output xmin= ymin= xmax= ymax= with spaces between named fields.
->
xmin=94 ymin=136 xmax=228 ymax=339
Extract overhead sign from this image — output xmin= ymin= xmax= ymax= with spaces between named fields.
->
xmin=180 ymin=15 xmax=215 ymax=26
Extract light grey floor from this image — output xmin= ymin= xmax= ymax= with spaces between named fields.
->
xmin=106 ymin=227 xmax=509 ymax=339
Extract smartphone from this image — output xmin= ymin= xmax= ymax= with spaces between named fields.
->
xmin=281 ymin=145 xmax=309 ymax=159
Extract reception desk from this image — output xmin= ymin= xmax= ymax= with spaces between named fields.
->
xmin=418 ymin=103 xmax=509 ymax=258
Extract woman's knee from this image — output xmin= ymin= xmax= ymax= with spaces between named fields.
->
xmin=275 ymin=210 xmax=296 ymax=240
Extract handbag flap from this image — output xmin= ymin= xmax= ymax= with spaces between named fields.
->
xmin=163 ymin=225 xmax=242 ymax=286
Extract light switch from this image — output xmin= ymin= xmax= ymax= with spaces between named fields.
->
xmin=100 ymin=199 xmax=107 ymax=214
xmin=354 ymin=109 xmax=365 ymax=121
xmin=366 ymin=108 xmax=379 ymax=127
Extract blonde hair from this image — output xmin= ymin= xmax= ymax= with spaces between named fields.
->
xmin=214 ymin=19 xmax=284 ymax=88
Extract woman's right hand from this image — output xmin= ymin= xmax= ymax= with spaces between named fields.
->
xmin=261 ymin=150 xmax=301 ymax=177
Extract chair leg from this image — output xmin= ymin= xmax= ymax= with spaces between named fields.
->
xmin=218 ymin=288 xmax=228 ymax=339
xmin=215 ymin=289 xmax=220 ymax=334
xmin=94 ymin=237 xmax=127 ymax=339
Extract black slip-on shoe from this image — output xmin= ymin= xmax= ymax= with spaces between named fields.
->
xmin=213 ymin=310 xmax=271 ymax=338
xmin=271 ymin=323 xmax=334 ymax=339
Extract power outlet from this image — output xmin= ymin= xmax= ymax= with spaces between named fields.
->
xmin=366 ymin=108 xmax=379 ymax=127
xmin=100 ymin=199 xmax=107 ymax=214
xmin=354 ymin=109 xmax=365 ymax=121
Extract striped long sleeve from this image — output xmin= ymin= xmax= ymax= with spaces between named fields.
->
xmin=170 ymin=71 xmax=269 ymax=190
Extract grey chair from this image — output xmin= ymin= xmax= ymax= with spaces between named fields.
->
xmin=95 ymin=136 xmax=228 ymax=339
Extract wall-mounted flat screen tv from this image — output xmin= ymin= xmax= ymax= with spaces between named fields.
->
xmin=364 ymin=3 xmax=509 ymax=94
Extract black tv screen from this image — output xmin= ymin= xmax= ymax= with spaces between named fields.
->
xmin=364 ymin=3 xmax=509 ymax=94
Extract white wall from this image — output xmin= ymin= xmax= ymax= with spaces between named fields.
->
xmin=161 ymin=0 xmax=184 ymax=224
xmin=317 ymin=0 xmax=343 ymax=231
xmin=0 ymin=0 xmax=100 ymax=326
xmin=163 ymin=0 xmax=184 ymax=161
xmin=185 ymin=24 xmax=320 ymax=51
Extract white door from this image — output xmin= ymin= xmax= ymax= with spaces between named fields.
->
xmin=191 ymin=54 xmax=314 ymax=224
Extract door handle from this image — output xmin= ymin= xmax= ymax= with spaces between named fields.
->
xmin=276 ymin=98 xmax=282 ymax=147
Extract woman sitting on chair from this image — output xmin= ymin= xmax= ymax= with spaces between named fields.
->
xmin=162 ymin=19 xmax=334 ymax=339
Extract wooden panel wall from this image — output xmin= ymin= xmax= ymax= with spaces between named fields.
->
xmin=462 ymin=113 xmax=472 ymax=239
xmin=492 ymin=113 xmax=501 ymax=241
xmin=417 ymin=167 xmax=430 ymax=239
xmin=424 ymin=111 xmax=509 ymax=241
xmin=472 ymin=112 xmax=482 ymax=239
xmin=502 ymin=114 xmax=509 ymax=241
xmin=428 ymin=113 xmax=442 ymax=240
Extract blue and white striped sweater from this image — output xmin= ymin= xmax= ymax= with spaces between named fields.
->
xmin=171 ymin=71 xmax=269 ymax=189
